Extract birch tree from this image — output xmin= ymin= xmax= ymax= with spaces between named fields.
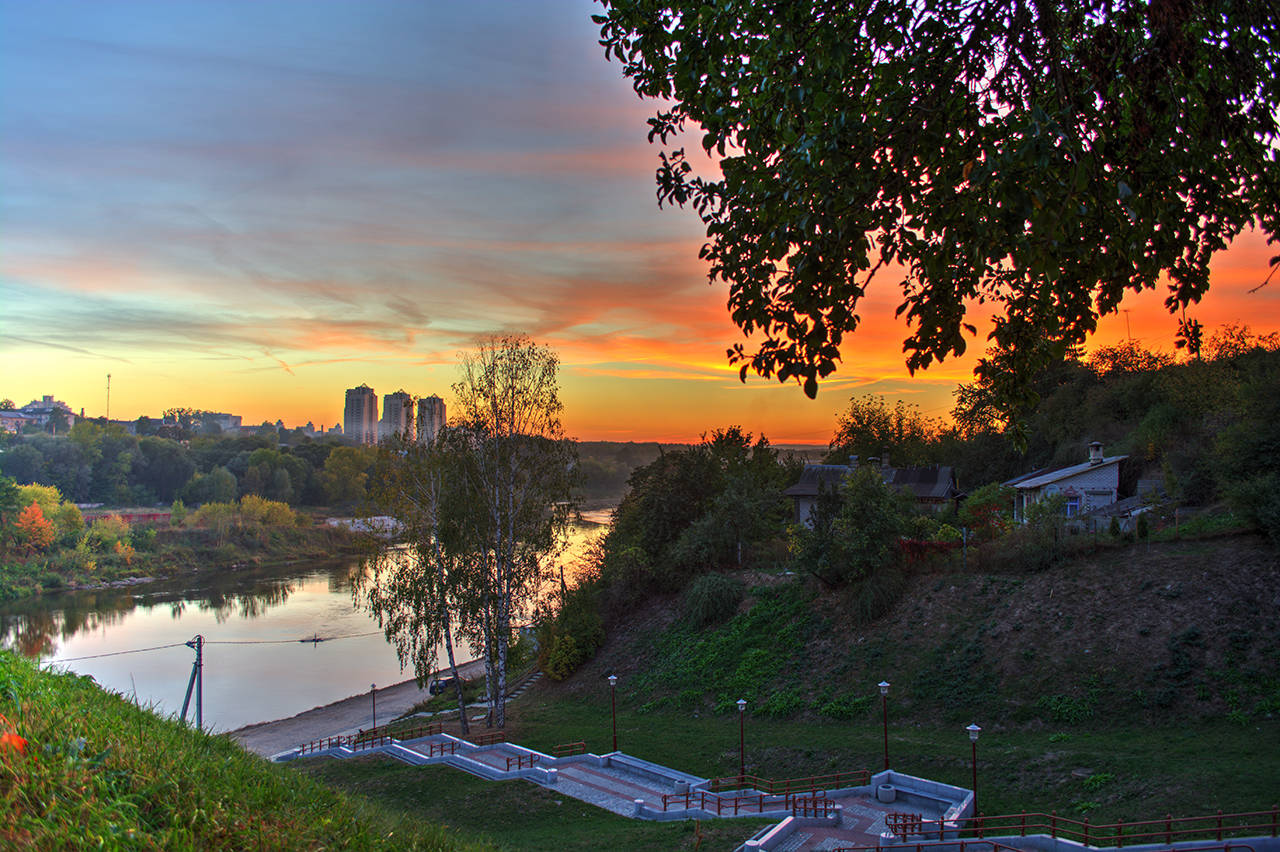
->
xmin=452 ymin=336 xmax=575 ymax=728
xmin=358 ymin=427 xmax=476 ymax=732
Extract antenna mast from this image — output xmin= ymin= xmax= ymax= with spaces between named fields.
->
xmin=106 ymin=373 xmax=112 ymax=421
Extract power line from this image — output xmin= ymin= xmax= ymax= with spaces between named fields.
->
xmin=52 ymin=630 xmax=386 ymax=661
xmin=55 ymin=641 xmax=188 ymax=662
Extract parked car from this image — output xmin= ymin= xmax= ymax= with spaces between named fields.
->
xmin=429 ymin=676 xmax=458 ymax=695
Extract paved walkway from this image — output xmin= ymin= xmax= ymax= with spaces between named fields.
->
xmin=276 ymin=728 xmax=962 ymax=852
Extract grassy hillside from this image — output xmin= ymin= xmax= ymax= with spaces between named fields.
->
xmin=0 ymin=650 xmax=490 ymax=850
xmin=294 ymin=534 xmax=1279 ymax=852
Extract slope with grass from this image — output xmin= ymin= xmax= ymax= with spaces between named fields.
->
xmin=0 ymin=650 xmax=491 ymax=850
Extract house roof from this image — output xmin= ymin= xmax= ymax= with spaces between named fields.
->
xmin=1011 ymin=456 xmax=1126 ymax=490
xmin=784 ymin=463 xmax=961 ymax=501
xmin=783 ymin=464 xmax=852 ymax=497
xmin=884 ymin=465 xmax=962 ymax=500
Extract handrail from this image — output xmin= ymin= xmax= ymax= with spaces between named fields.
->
xmin=295 ymin=721 xmax=447 ymax=756
xmin=505 ymin=754 xmax=539 ymax=771
xmin=661 ymin=788 xmax=833 ymax=817
xmin=910 ymin=808 xmax=1279 ymax=846
xmin=470 ymin=732 xmax=506 ymax=747
xmin=552 ymin=741 xmax=587 ymax=757
xmin=707 ymin=768 xmax=870 ymax=795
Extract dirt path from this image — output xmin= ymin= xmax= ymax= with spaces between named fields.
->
xmin=230 ymin=658 xmax=487 ymax=757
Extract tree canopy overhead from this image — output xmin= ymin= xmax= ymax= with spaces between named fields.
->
xmin=595 ymin=0 xmax=1280 ymax=420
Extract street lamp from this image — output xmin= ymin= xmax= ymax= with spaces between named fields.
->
xmin=737 ymin=698 xmax=747 ymax=782
xmin=879 ymin=681 xmax=891 ymax=771
xmin=608 ymin=674 xmax=618 ymax=752
xmin=371 ymin=684 xmax=377 ymax=731
xmin=967 ymin=723 xmax=982 ymax=832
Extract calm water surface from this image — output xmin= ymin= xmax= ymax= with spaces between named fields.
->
xmin=0 ymin=516 xmax=608 ymax=732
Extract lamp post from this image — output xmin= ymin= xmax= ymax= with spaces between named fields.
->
xmin=879 ymin=681 xmax=891 ymax=770
xmin=608 ymin=674 xmax=618 ymax=752
xmin=967 ymin=723 xmax=982 ymax=832
xmin=371 ymin=683 xmax=377 ymax=731
xmin=737 ymin=698 xmax=747 ymax=782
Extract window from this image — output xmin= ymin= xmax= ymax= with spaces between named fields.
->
xmin=1065 ymin=496 xmax=1080 ymax=517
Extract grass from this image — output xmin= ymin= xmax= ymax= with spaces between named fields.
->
xmin=0 ymin=650 xmax=488 ymax=850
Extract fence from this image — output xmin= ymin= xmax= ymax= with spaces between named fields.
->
xmin=552 ymin=741 xmax=587 ymax=757
xmin=837 ymin=843 xmax=1255 ymax=852
xmin=661 ymin=788 xmax=832 ymax=817
xmin=708 ymin=769 xmax=870 ymax=795
xmin=295 ymin=721 xmax=482 ymax=756
xmin=505 ymin=754 xmax=539 ymax=771
xmin=909 ymin=809 xmax=1279 ymax=846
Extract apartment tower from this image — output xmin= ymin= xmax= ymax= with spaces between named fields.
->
xmin=379 ymin=390 xmax=414 ymax=442
xmin=417 ymin=395 xmax=446 ymax=444
xmin=343 ymin=384 xmax=378 ymax=445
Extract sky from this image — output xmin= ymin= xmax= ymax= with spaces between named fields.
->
xmin=2 ymin=1 xmax=1277 ymax=444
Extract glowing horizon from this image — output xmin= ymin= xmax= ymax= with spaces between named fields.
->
xmin=2 ymin=1 xmax=1277 ymax=446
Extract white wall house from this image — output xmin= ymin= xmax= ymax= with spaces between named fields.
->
xmin=1008 ymin=442 xmax=1126 ymax=521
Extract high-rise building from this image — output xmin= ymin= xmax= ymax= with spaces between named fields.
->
xmin=343 ymin=385 xmax=378 ymax=444
xmin=417 ymin=395 xmax=446 ymax=444
xmin=379 ymin=390 xmax=414 ymax=442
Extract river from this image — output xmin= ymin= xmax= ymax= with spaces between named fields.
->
xmin=0 ymin=513 xmax=609 ymax=732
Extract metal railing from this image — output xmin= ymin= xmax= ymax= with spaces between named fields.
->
xmin=424 ymin=740 xmax=458 ymax=758
xmin=505 ymin=754 xmax=539 ymax=771
xmin=295 ymin=721 xmax=447 ymax=756
xmin=470 ymin=732 xmax=506 ymax=747
xmin=661 ymin=788 xmax=832 ymax=817
xmin=552 ymin=741 xmax=587 ymax=757
xmin=886 ymin=813 xmax=925 ymax=839
xmin=708 ymin=769 xmax=870 ymax=795
xmin=909 ymin=808 xmax=1279 ymax=846
xmin=837 ymin=843 xmax=1255 ymax=852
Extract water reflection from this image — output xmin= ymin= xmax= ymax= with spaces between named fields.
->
xmin=0 ymin=515 xmax=610 ymax=731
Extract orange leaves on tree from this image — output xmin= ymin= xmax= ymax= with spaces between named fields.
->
xmin=14 ymin=501 xmax=55 ymax=554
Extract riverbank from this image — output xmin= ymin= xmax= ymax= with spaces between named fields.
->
xmin=0 ymin=519 xmax=364 ymax=601
xmin=231 ymin=658 xmax=489 ymax=757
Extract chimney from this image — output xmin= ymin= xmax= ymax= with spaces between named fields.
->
xmin=1088 ymin=442 xmax=1103 ymax=465
xmin=881 ymin=450 xmax=890 ymax=469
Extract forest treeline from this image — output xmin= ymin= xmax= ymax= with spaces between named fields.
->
xmin=0 ymin=424 xmax=667 ymax=511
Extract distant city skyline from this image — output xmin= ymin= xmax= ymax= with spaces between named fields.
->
xmin=2 ymin=1 xmax=1276 ymax=443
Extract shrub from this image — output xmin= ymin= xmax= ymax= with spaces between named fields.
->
xmin=14 ymin=502 xmax=55 ymax=554
xmin=169 ymin=499 xmax=187 ymax=525
xmin=680 ymin=573 xmax=744 ymax=629
xmin=239 ymin=495 xmax=296 ymax=527
xmin=86 ymin=515 xmax=131 ymax=552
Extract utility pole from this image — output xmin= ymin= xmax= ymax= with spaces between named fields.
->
xmin=180 ymin=635 xmax=204 ymax=730
xmin=106 ymin=373 xmax=111 ymax=421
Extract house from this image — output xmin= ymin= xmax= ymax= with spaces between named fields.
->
xmin=0 ymin=411 xmax=35 ymax=433
xmin=1007 ymin=442 xmax=1126 ymax=521
xmin=784 ymin=457 xmax=963 ymax=526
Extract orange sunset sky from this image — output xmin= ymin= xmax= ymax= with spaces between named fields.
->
xmin=3 ymin=1 xmax=1278 ymax=445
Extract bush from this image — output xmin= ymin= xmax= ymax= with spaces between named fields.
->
xmin=239 ymin=495 xmax=296 ymax=527
xmin=86 ymin=515 xmax=131 ymax=552
xmin=679 ymin=573 xmax=744 ymax=629
xmin=537 ymin=579 xmax=605 ymax=681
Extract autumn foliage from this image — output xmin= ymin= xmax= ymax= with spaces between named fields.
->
xmin=14 ymin=501 xmax=54 ymax=554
